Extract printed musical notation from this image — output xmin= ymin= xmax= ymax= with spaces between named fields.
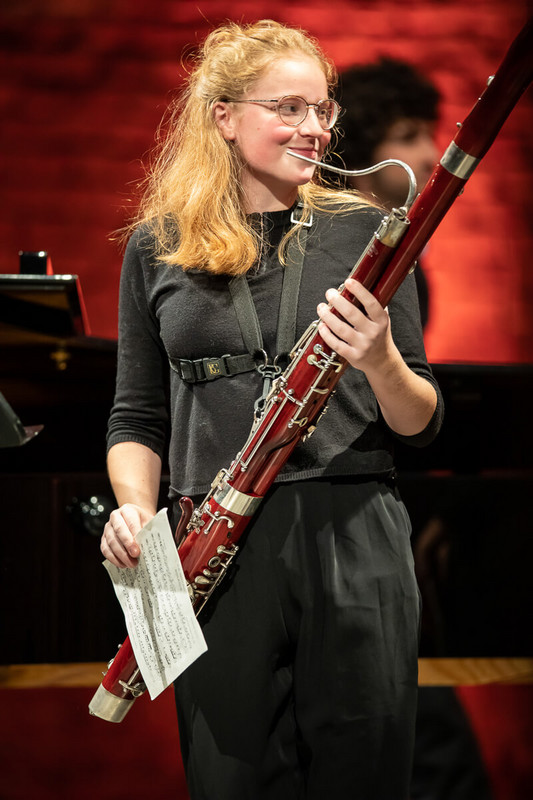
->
xmin=104 ymin=509 xmax=207 ymax=699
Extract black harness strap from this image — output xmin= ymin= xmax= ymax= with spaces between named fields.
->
xmin=228 ymin=222 xmax=308 ymax=413
xmin=173 ymin=205 xmax=310 ymax=388
xmin=228 ymin=222 xmax=308 ymax=364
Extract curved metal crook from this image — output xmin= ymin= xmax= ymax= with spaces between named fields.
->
xmin=287 ymin=150 xmax=418 ymax=210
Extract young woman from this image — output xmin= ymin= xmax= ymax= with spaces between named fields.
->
xmin=101 ymin=19 xmax=443 ymax=800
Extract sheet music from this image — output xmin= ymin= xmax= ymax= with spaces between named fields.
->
xmin=104 ymin=508 xmax=207 ymax=699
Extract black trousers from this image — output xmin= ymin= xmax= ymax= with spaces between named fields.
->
xmin=174 ymin=478 xmax=420 ymax=800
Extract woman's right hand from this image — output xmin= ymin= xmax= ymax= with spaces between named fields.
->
xmin=100 ymin=503 xmax=156 ymax=569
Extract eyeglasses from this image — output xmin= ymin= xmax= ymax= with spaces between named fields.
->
xmin=231 ymin=95 xmax=341 ymax=130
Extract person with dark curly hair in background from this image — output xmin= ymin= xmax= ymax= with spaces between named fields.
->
xmin=338 ymin=57 xmax=494 ymax=800
xmin=338 ymin=58 xmax=440 ymax=330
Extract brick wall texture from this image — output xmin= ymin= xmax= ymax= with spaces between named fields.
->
xmin=1 ymin=0 xmax=532 ymax=362
xmin=0 ymin=2 xmax=532 ymax=798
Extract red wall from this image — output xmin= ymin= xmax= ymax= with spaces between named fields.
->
xmin=0 ymin=3 xmax=532 ymax=794
xmin=1 ymin=0 xmax=532 ymax=362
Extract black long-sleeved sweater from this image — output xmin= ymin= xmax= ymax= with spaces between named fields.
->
xmin=107 ymin=204 xmax=443 ymax=498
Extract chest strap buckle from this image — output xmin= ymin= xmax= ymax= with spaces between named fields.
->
xmin=171 ymin=353 xmax=257 ymax=383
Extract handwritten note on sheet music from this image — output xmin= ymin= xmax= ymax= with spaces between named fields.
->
xmin=104 ymin=508 xmax=207 ymax=699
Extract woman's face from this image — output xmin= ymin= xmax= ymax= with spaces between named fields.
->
xmin=215 ymin=56 xmax=332 ymax=212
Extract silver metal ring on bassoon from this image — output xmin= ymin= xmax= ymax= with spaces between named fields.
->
xmin=440 ymin=141 xmax=480 ymax=180
xmin=213 ymin=483 xmax=264 ymax=516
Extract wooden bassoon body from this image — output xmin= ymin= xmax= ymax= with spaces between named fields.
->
xmin=89 ymin=19 xmax=532 ymax=722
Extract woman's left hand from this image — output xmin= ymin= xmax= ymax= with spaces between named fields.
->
xmin=317 ymin=278 xmax=394 ymax=374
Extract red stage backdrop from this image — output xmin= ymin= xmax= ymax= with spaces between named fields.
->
xmin=1 ymin=3 xmax=533 ymax=800
xmin=0 ymin=0 xmax=531 ymax=362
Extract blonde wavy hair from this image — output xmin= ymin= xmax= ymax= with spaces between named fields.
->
xmin=129 ymin=19 xmax=371 ymax=275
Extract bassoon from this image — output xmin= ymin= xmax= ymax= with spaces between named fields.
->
xmin=89 ymin=19 xmax=533 ymax=722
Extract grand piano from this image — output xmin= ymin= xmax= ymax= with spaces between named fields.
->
xmin=1 ymin=269 xmax=532 ymax=665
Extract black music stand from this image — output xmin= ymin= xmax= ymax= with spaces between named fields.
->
xmin=0 ymin=392 xmax=42 ymax=448
xmin=0 ymin=273 xmax=90 ymax=339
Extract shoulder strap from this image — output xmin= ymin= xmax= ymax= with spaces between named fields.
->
xmin=275 ymin=225 xmax=308 ymax=358
xmin=228 ymin=223 xmax=309 ymax=363
xmin=227 ymin=276 xmax=264 ymax=358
